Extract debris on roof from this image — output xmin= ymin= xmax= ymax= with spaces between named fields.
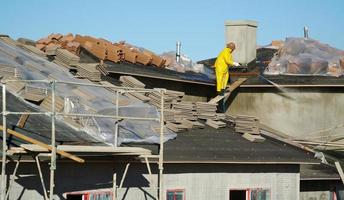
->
xmin=0 ymin=36 xmax=177 ymax=145
xmin=235 ymin=115 xmax=265 ymax=143
xmin=265 ymin=37 xmax=344 ymax=76
xmin=36 ymin=33 xmax=167 ymax=67
xmin=160 ymin=51 xmax=212 ymax=76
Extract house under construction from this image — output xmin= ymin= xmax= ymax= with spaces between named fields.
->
xmin=0 ymin=20 xmax=343 ymax=200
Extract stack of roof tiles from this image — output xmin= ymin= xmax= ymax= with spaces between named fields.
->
xmin=234 ymin=115 xmax=265 ymax=142
xmin=76 ymin=63 xmax=102 ymax=82
xmin=55 ymin=49 xmax=80 ymax=69
xmin=147 ymin=89 xmax=184 ymax=109
xmin=36 ymin=33 xmax=167 ymax=68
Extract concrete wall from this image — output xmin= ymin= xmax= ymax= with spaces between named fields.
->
xmin=3 ymin=162 xmax=300 ymax=200
xmin=163 ymin=171 xmax=299 ymax=200
xmin=225 ymin=20 xmax=258 ymax=65
xmin=227 ymin=88 xmax=344 ymax=139
xmin=300 ymin=191 xmax=335 ymax=200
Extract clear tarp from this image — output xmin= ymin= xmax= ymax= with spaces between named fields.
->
xmin=160 ymin=51 xmax=215 ymax=80
xmin=265 ymin=38 xmax=344 ymax=76
xmin=0 ymin=39 xmax=176 ymax=145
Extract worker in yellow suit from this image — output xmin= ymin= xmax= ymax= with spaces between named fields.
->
xmin=214 ymin=42 xmax=240 ymax=95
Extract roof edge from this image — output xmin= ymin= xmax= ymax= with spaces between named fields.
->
xmin=164 ymin=161 xmax=320 ymax=165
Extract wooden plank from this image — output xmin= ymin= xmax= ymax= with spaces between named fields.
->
xmin=208 ymin=95 xmax=226 ymax=104
xmin=20 ymin=144 xmax=151 ymax=155
xmin=20 ymin=144 xmax=48 ymax=152
xmin=16 ymin=113 xmax=30 ymax=128
xmin=57 ymin=145 xmax=151 ymax=154
xmin=208 ymin=78 xmax=247 ymax=104
xmin=0 ymin=126 xmax=84 ymax=163
xmin=227 ymin=78 xmax=248 ymax=92
xmin=7 ymin=147 xmax=27 ymax=155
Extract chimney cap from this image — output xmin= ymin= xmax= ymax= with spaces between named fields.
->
xmin=225 ymin=20 xmax=258 ymax=27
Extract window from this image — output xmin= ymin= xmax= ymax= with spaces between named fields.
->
xmin=167 ymin=189 xmax=185 ymax=200
xmin=230 ymin=190 xmax=246 ymax=200
xmin=230 ymin=188 xmax=270 ymax=200
xmin=250 ymin=189 xmax=270 ymax=200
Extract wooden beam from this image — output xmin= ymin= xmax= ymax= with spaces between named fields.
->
xmin=20 ymin=144 xmax=152 ymax=155
xmin=227 ymin=78 xmax=248 ymax=92
xmin=16 ymin=113 xmax=30 ymax=128
xmin=208 ymin=78 xmax=247 ymax=104
xmin=57 ymin=145 xmax=151 ymax=154
xmin=0 ymin=126 xmax=84 ymax=163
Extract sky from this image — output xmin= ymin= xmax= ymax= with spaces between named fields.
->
xmin=0 ymin=0 xmax=343 ymax=61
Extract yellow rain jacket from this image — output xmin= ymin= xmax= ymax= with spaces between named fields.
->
xmin=214 ymin=48 xmax=234 ymax=92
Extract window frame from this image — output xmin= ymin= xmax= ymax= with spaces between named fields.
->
xmin=166 ymin=189 xmax=185 ymax=200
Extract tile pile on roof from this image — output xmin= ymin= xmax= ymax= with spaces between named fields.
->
xmin=76 ymin=63 xmax=102 ymax=82
xmin=118 ymin=75 xmax=229 ymax=133
xmin=36 ymin=33 xmax=167 ymax=68
xmin=235 ymin=115 xmax=265 ymax=142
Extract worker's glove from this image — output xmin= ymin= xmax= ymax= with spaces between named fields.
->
xmin=233 ymin=62 xmax=240 ymax=67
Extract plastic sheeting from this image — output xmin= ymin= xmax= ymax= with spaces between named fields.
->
xmin=0 ymin=39 xmax=176 ymax=145
xmin=265 ymin=38 xmax=344 ymax=76
xmin=160 ymin=51 xmax=215 ymax=80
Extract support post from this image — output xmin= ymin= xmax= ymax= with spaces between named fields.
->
xmin=335 ymin=162 xmax=344 ymax=185
xmin=0 ymin=83 xmax=7 ymax=200
xmin=49 ymin=81 xmax=56 ymax=200
xmin=158 ymin=89 xmax=164 ymax=200
xmin=119 ymin=163 xmax=130 ymax=188
xmin=113 ymin=173 xmax=117 ymax=200
xmin=5 ymin=155 xmax=21 ymax=199
xmin=36 ymin=156 xmax=49 ymax=200
xmin=144 ymin=156 xmax=152 ymax=187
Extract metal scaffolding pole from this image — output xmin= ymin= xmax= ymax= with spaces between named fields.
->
xmin=49 ymin=81 xmax=56 ymax=200
xmin=1 ymin=79 xmax=166 ymax=200
xmin=0 ymin=84 xmax=7 ymax=200
xmin=5 ymin=155 xmax=21 ymax=199
xmin=158 ymin=89 xmax=165 ymax=200
xmin=114 ymin=90 xmax=119 ymax=147
xmin=35 ymin=156 xmax=49 ymax=200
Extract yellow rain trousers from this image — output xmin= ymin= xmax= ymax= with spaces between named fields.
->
xmin=214 ymin=48 xmax=234 ymax=92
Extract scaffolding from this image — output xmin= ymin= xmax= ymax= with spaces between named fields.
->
xmin=0 ymin=79 xmax=166 ymax=200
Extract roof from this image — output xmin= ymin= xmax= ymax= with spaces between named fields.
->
xmin=136 ymin=126 xmax=319 ymax=164
xmin=2 ymin=92 xmax=95 ymax=145
xmin=300 ymin=164 xmax=340 ymax=180
xmin=3 ymin=89 xmax=319 ymax=165
xmin=79 ymin=47 xmax=214 ymax=84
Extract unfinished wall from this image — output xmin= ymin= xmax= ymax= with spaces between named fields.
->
xmin=300 ymin=191 xmax=335 ymax=200
xmin=227 ymin=88 xmax=344 ymax=139
xmin=3 ymin=162 xmax=300 ymax=200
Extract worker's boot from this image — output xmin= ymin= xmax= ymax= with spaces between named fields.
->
xmin=221 ymin=89 xmax=225 ymax=96
xmin=218 ymin=89 xmax=226 ymax=113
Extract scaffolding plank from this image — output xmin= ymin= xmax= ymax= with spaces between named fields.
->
xmin=0 ymin=126 xmax=85 ymax=163
xmin=57 ymin=145 xmax=152 ymax=154
xmin=19 ymin=144 xmax=151 ymax=155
